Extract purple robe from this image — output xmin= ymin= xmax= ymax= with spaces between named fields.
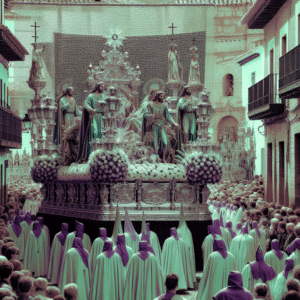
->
xmin=213 ymin=271 xmax=254 ymax=300
xmin=57 ymin=223 xmax=69 ymax=246
xmin=32 ymin=220 xmax=42 ymax=239
xmin=137 ymin=241 xmax=150 ymax=261
xmin=170 ymin=228 xmax=179 ymax=241
xmin=72 ymin=237 xmax=89 ymax=268
xmin=115 ymin=234 xmax=129 ymax=267
xmin=213 ymin=239 xmax=228 ymax=259
xmin=271 ymin=239 xmax=283 ymax=259
xmin=249 ymin=247 xmax=276 ymax=283
xmin=103 ymin=241 xmax=114 ymax=259
xmin=12 ymin=215 xmax=22 ymax=238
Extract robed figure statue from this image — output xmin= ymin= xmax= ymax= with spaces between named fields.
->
xmin=77 ymin=82 xmax=105 ymax=163
xmin=176 ymin=86 xmax=197 ymax=147
xmin=168 ymin=44 xmax=181 ymax=81
xmin=142 ymin=91 xmax=179 ymax=163
xmin=29 ymin=43 xmax=46 ymax=81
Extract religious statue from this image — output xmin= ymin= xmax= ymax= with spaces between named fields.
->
xmin=168 ymin=43 xmax=182 ymax=81
xmin=176 ymin=86 xmax=197 ymax=145
xmin=29 ymin=43 xmax=46 ymax=81
xmin=188 ymin=54 xmax=201 ymax=83
xmin=53 ymin=87 xmax=81 ymax=148
xmin=125 ymin=89 xmax=157 ymax=133
xmin=142 ymin=91 xmax=179 ymax=163
xmin=226 ymin=74 xmax=234 ymax=96
xmin=77 ymin=82 xmax=106 ymax=163
xmin=62 ymin=117 xmax=81 ymax=166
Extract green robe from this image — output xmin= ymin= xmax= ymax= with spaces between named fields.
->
xmin=8 ymin=223 xmax=25 ymax=260
xmin=123 ymin=254 xmax=164 ymax=300
xmin=23 ymin=230 xmax=50 ymax=277
xmin=88 ymin=237 xmax=114 ymax=279
xmin=113 ymin=245 xmax=134 ymax=279
xmin=176 ymin=97 xmax=197 ymax=142
xmin=20 ymin=221 xmax=31 ymax=243
xmin=249 ymin=229 xmax=267 ymax=255
xmin=90 ymin=252 xmax=125 ymax=300
xmin=274 ymin=272 xmax=294 ymax=300
xmin=47 ymin=233 xmax=65 ymax=284
xmin=264 ymin=250 xmax=287 ymax=275
xmin=288 ymin=249 xmax=300 ymax=267
xmin=59 ymin=248 xmax=90 ymax=300
xmin=196 ymin=251 xmax=236 ymax=300
xmin=125 ymin=232 xmax=141 ymax=254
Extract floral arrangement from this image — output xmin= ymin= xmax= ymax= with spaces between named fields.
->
xmin=181 ymin=151 xmax=223 ymax=184
xmin=57 ymin=163 xmax=91 ymax=181
xmin=89 ymin=149 xmax=129 ymax=182
xmin=126 ymin=162 xmax=187 ymax=181
xmin=31 ymin=156 xmax=59 ymax=183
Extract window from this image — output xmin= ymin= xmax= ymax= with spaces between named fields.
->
xmin=251 ymin=72 xmax=256 ymax=86
xmin=282 ymin=35 xmax=287 ymax=55
xmin=270 ymin=49 xmax=274 ymax=74
xmin=223 ymin=74 xmax=234 ymax=96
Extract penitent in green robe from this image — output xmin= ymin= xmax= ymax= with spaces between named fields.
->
xmin=123 ymin=253 xmax=164 ymax=300
xmin=23 ymin=230 xmax=50 ymax=277
xmin=47 ymin=233 xmax=66 ymax=284
xmin=176 ymin=97 xmax=197 ymax=142
xmin=138 ymin=231 xmax=162 ymax=265
xmin=196 ymin=251 xmax=236 ymax=300
xmin=8 ymin=223 xmax=25 ymax=260
xmin=90 ymin=252 xmax=125 ymax=300
xmin=59 ymin=248 xmax=90 ymax=300
xmin=264 ymin=250 xmax=287 ymax=275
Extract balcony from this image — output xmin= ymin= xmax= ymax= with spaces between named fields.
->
xmin=0 ymin=106 xmax=22 ymax=149
xmin=279 ymin=44 xmax=300 ymax=99
xmin=248 ymin=74 xmax=285 ymax=120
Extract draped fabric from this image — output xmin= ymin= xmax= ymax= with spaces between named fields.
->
xmin=213 ymin=239 xmax=228 ymax=259
xmin=72 ymin=237 xmax=89 ymax=268
xmin=114 ymin=234 xmax=129 ymax=266
xmin=56 ymin=223 xmax=69 ymax=246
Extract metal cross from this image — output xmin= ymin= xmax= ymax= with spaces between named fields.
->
xmin=168 ymin=23 xmax=177 ymax=40
xmin=192 ymin=36 xmax=196 ymax=46
xmin=30 ymin=22 xmax=40 ymax=43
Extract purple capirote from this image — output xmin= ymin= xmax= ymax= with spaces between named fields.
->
xmin=74 ymin=221 xmax=84 ymax=240
xmin=24 ymin=214 xmax=32 ymax=226
xmin=32 ymin=220 xmax=42 ymax=239
xmin=241 ymin=222 xmax=249 ymax=235
xmin=251 ymin=221 xmax=261 ymax=238
xmin=170 ymin=228 xmax=179 ymax=241
xmin=103 ymin=241 xmax=114 ymax=259
xmin=213 ymin=239 xmax=228 ymax=259
xmin=141 ymin=224 xmax=151 ymax=245
xmin=115 ymin=234 xmax=129 ymax=267
xmin=271 ymin=239 xmax=284 ymax=259
xmin=212 ymin=219 xmax=223 ymax=237
xmin=207 ymin=225 xmax=220 ymax=239
xmin=225 ymin=221 xmax=236 ymax=239
xmin=37 ymin=217 xmax=44 ymax=229
xmin=11 ymin=215 xmax=22 ymax=238
xmin=249 ymin=247 xmax=276 ymax=283
xmin=99 ymin=228 xmax=107 ymax=241
xmin=124 ymin=209 xmax=137 ymax=241
xmin=137 ymin=241 xmax=150 ymax=261
xmin=286 ymin=238 xmax=300 ymax=253
xmin=283 ymin=258 xmax=294 ymax=280
xmin=72 ymin=237 xmax=89 ymax=268
xmin=57 ymin=223 xmax=69 ymax=246
xmin=236 ymin=223 xmax=242 ymax=231
xmin=213 ymin=271 xmax=255 ymax=300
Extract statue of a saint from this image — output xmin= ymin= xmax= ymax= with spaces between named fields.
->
xmin=29 ymin=43 xmax=46 ymax=81
xmin=53 ymin=87 xmax=81 ymax=147
xmin=125 ymin=89 xmax=157 ymax=133
xmin=176 ymin=86 xmax=197 ymax=146
xmin=168 ymin=43 xmax=181 ymax=81
xmin=188 ymin=55 xmax=201 ymax=83
xmin=77 ymin=82 xmax=105 ymax=163
xmin=142 ymin=91 xmax=179 ymax=163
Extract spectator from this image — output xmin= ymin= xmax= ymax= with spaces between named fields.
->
xmin=254 ymin=283 xmax=268 ymax=300
xmin=10 ymin=271 xmax=24 ymax=297
xmin=17 ymin=276 xmax=32 ymax=300
xmin=284 ymin=291 xmax=300 ymax=300
xmin=286 ymin=278 xmax=300 ymax=293
xmin=10 ymin=260 xmax=23 ymax=272
xmin=154 ymin=273 xmax=183 ymax=300
xmin=34 ymin=278 xmax=51 ymax=300
xmin=45 ymin=287 xmax=60 ymax=299
xmin=0 ymin=261 xmax=14 ymax=288
xmin=4 ymin=247 xmax=20 ymax=261
xmin=63 ymin=284 xmax=78 ymax=300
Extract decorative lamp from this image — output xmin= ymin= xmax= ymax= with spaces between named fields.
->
xmin=22 ymin=114 xmax=32 ymax=131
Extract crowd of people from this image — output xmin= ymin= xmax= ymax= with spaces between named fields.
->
xmin=2 ymin=174 xmax=300 ymax=300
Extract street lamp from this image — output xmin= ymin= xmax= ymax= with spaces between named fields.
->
xmin=22 ymin=114 xmax=32 ymax=132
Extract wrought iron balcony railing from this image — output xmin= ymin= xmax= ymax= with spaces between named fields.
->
xmin=279 ymin=44 xmax=300 ymax=99
xmin=0 ymin=106 xmax=22 ymax=148
xmin=248 ymin=74 xmax=285 ymax=120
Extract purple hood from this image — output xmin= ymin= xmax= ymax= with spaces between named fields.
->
xmin=213 ymin=239 xmax=227 ymax=259
xmin=115 ymin=234 xmax=129 ymax=267
xmin=72 ymin=237 xmax=89 ymax=268
xmin=57 ymin=223 xmax=69 ymax=246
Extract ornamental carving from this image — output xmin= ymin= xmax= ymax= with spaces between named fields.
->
xmin=110 ymin=183 xmax=135 ymax=204
xmin=176 ymin=183 xmax=196 ymax=204
xmin=86 ymin=182 xmax=97 ymax=205
xmin=55 ymin=183 xmax=65 ymax=203
xmin=142 ymin=182 xmax=169 ymax=205
xmin=100 ymin=184 xmax=110 ymax=204
xmin=67 ymin=183 xmax=78 ymax=203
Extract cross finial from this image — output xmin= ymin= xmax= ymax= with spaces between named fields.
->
xmin=168 ymin=23 xmax=177 ymax=40
xmin=192 ymin=36 xmax=196 ymax=46
xmin=30 ymin=22 xmax=40 ymax=43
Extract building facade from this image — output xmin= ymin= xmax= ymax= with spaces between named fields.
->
xmin=241 ymin=0 xmax=300 ymax=207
